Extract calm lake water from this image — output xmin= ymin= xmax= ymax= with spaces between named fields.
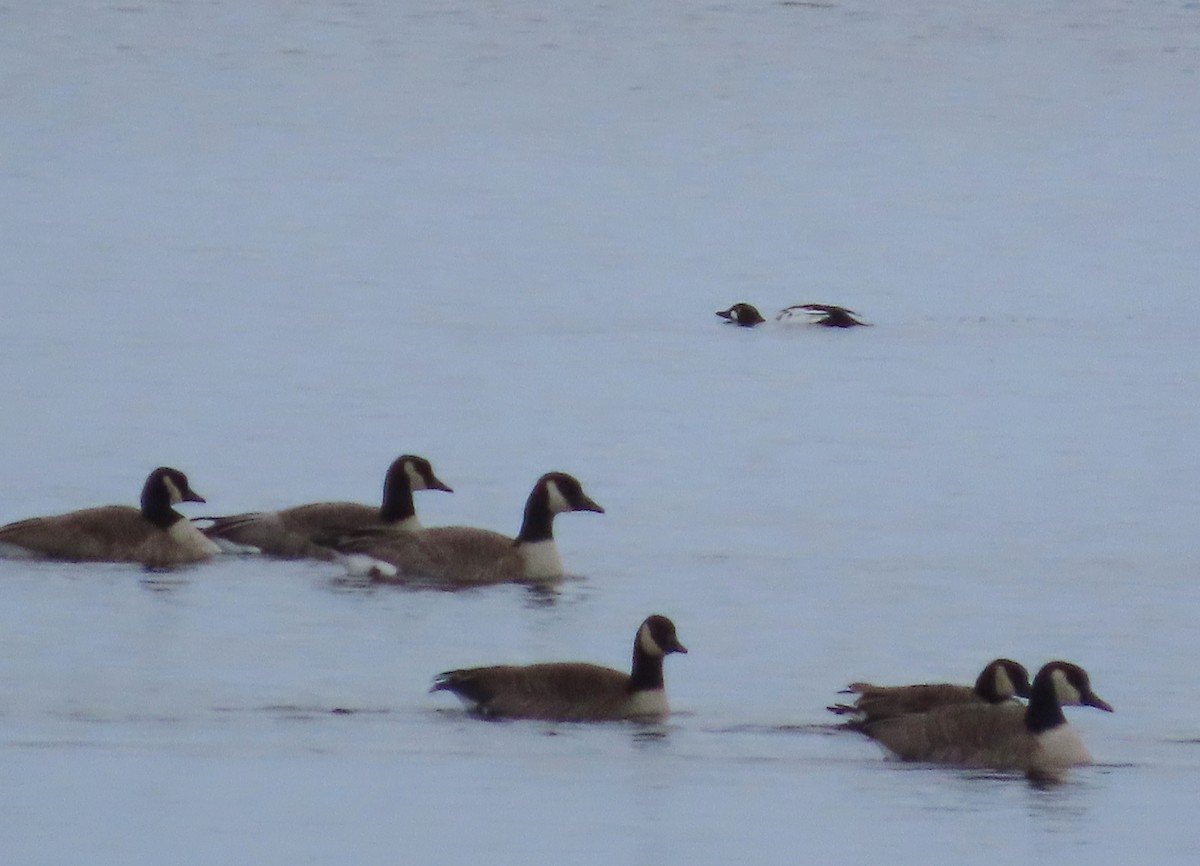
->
xmin=2 ymin=1 xmax=1199 ymax=863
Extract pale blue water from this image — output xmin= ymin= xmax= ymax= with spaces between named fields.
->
xmin=2 ymin=1 xmax=1199 ymax=863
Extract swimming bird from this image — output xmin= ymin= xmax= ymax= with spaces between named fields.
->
xmin=333 ymin=471 xmax=603 ymax=585
xmin=715 ymin=303 xmax=767 ymax=327
xmin=861 ymin=661 xmax=1112 ymax=775
xmin=430 ymin=614 xmax=687 ymax=721
xmin=0 ymin=466 xmax=220 ymax=567
xmin=776 ymin=303 xmax=870 ymax=327
xmin=198 ymin=454 xmax=452 ymax=559
xmin=828 ymin=659 xmax=1031 ymax=727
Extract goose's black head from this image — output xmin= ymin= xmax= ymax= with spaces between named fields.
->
xmin=638 ymin=614 xmax=688 ymax=657
xmin=141 ymin=467 xmax=205 ymax=527
xmin=386 ymin=455 xmax=453 ymax=495
xmin=537 ymin=472 xmax=605 ymax=515
xmin=1026 ymin=660 xmax=1113 ymax=734
xmin=975 ymin=658 xmax=1032 ymax=703
xmin=1038 ymin=661 xmax=1112 ymax=712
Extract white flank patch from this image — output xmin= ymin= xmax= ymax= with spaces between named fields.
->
xmin=638 ymin=622 xmax=665 ymax=657
xmin=210 ymin=537 xmax=262 ymax=555
xmin=0 ymin=541 xmax=39 ymax=559
xmin=544 ymin=479 xmax=571 ymax=514
xmin=447 ymin=691 xmax=482 ymax=711
xmin=340 ymin=553 xmax=398 ymax=579
xmin=169 ymin=519 xmax=223 ymax=556
xmin=162 ymin=475 xmax=184 ymax=504
xmin=1036 ymin=724 xmax=1093 ymax=768
xmin=518 ymin=539 xmax=563 ymax=579
xmin=624 ymin=688 xmax=669 ymax=719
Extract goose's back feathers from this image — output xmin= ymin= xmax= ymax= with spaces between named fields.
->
xmin=433 ymin=663 xmax=645 ymax=721
xmin=338 ymin=526 xmax=525 ymax=584
xmin=831 ymin=683 xmax=981 ymax=723
xmin=865 ymin=703 xmax=1038 ymax=770
xmin=199 ymin=454 xmax=451 ymax=558
xmin=829 ymin=659 xmax=1032 ymax=726
xmin=203 ymin=503 xmax=383 ymax=559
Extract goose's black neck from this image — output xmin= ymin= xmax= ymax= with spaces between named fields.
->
xmin=1024 ymin=674 xmax=1067 ymax=734
xmin=140 ymin=481 xmax=183 ymax=530
xmin=628 ymin=643 xmax=666 ymax=693
xmin=379 ymin=470 xmax=417 ymax=523
xmin=515 ymin=484 xmax=555 ymax=544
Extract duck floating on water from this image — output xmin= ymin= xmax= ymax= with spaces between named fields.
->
xmin=716 ymin=302 xmax=870 ymax=328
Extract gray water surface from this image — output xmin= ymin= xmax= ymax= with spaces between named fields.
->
xmin=2 ymin=1 xmax=1199 ymax=863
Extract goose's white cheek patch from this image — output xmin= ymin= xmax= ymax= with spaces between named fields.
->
xmin=1050 ymin=669 xmax=1083 ymax=706
xmin=993 ymin=668 xmax=1014 ymax=698
xmin=162 ymin=476 xmax=184 ymax=505
xmin=638 ymin=623 xmax=666 ymax=657
xmin=404 ymin=462 xmax=426 ymax=491
xmin=545 ymin=480 xmax=571 ymax=514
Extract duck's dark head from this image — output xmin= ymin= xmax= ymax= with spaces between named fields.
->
xmin=716 ymin=303 xmax=766 ymax=327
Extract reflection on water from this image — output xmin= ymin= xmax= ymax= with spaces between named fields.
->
xmin=138 ymin=572 xmax=191 ymax=593
xmin=631 ymin=725 xmax=672 ymax=748
xmin=2 ymin=0 xmax=1199 ymax=862
xmin=1024 ymin=774 xmax=1094 ymax=830
xmin=323 ymin=572 xmax=565 ymax=607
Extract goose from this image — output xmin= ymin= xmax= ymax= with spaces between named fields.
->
xmin=332 ymin=471 xmax=603 ymax=585
xmin=861 ymin=661 xmax=1112 ymax=775
xmin=776 ymin=303 xmax=871 ymax=327
xmin=198 ymin=454 xmax=452 ymax=559
xmin=828 ymin=658 xmax=1032 ymax=727
xmin=716 ymin=303 xmax=767 ymax=327
xmin=0 ymin=466 xmax=220 ymax=567
xmin=430 ymin=614 xmax=687 ymax=721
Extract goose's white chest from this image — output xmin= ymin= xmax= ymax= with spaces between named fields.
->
xmin=518 ymin=539 xmax=564 ymax=580
xmin=623 ymin=689 xmax=670 ymax=720
xmin=1034 ymin=724 xmax=1093 ymax=769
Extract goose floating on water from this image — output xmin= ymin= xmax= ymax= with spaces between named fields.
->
xmin=198 ymin=454 xmax=451 ymax=559
xmin=0 ymin=466 xmax=219 ymax=568
xmin=332 ymin=471 xmax=603 ymax=586
xmin=860 ymin=661 xmax=1112 ymax=776
xmin=431 ymin=615 xmax=687 ymax=721
xmin=828 ymin=659 xmax=1032 ymax=728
